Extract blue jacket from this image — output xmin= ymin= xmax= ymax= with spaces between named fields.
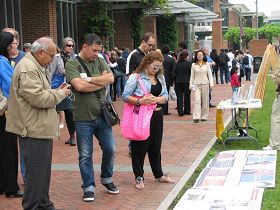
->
xmin=0 ymin=55 xmax=14 ymax=98
xmin=122 ymin=72 xmax=168 ymax=102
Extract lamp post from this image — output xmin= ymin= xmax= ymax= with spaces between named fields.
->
xmin=256 ymin=0 xmax=259 ymax=39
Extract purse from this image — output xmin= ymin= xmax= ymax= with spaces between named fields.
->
xmin=0 ymin=89 xmax=8 ymax=116
xmin=76 ymin=56 xmax=120 ymax=127
xmin=169 ymin=86 xmax=177 ymax=101
xmin=121 ymin=74 xmax=157 ymax=140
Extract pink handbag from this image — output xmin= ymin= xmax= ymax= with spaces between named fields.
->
xmin=121 ymin=75 xmax=157 ymax=140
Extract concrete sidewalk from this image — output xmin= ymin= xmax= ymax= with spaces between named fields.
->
xmin=0 ymin=78 xmax=255 ymax=210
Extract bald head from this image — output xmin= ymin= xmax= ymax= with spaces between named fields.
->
xmin=31 ymin=37 xmax=56 ymax=67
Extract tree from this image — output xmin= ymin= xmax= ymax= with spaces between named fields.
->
xmin=259 ymin=24 xmax=280 ymax=43
xmin=224 ymin=27 xmax=256 ymax=45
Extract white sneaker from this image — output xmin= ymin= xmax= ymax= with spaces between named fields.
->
xmin=59 ymin=123 xmax=65 ymax=129
xmin=262 ymin=145 xmax=274 ymax=150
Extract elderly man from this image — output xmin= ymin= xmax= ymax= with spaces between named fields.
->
xmin=6 ymin=37 xmax=71 ymax=210
xmin=65 ymin=33 xmax=118 ymax=202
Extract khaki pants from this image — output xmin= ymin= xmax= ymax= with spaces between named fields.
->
xmin=269 ymin=96 xmax=280 ymax=149
xmin=193 ymin=84 xmax=209 ymax=120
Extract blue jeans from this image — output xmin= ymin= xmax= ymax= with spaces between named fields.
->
xmin=116 ymin=74 xmax=126 ymax=97
xmin=75 ymin=115 xmax=116 ymax=193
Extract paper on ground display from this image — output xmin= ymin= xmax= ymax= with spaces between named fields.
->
xmin=174 ymin=187 xmax=264 ymax=210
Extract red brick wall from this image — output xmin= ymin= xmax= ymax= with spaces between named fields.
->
xmin=178 ymin=22 xmax=185 ymax=42
xmin=249 ymin=39 xmax=268 ymax=56
xmin=144 ymin=16 xmax=157 ymax=48
xmin=112 ymin=11 xmax=134 ymax=50
xmin=22 ymin=0 xmax=57 ymax=44
xmin=228 ymin=10 xmax=239 ymax=27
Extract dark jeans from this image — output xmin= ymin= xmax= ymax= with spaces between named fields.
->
xmin=245 ymin=67 xmax=251 ymax=80
xmin=19 ymin=137 xmax=54 ymax=210
xmin=65 ymin=109 xmax=75 ymax=135
xmin=175 ymin=83 xmax=191 ymax=116
xmin=212 ymin=67 xmax=219 ymax=83
xmin=0 ymin=115 xmax=19 ymax=194
xmin=220 ymin=65 xmax=229 ymax=84
xmin=131 ymin=110 xmax=164 ymax=180
xmin=162 ymin=85 xmax=170 ymax=114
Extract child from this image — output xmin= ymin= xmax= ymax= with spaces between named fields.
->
xmin=230 ymin=66 xmax=240 ymax=93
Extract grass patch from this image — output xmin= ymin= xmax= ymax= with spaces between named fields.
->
xmin=169 ymin=76 xmax=280 ymax=209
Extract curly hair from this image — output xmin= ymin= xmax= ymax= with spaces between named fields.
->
xmin=134 ymin=50 xmax=164 ymax=76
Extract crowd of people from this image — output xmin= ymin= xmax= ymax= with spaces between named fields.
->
xmin=0 ymin=28 xmax=258 ymax=209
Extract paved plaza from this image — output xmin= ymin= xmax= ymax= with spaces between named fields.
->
xmin=0 ymin=79 xmax=255 ymax=210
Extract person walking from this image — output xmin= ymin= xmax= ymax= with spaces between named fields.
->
xmin=65 ymin=33 xmax=119 ymax=202
xmin=161 ymin=44 xmax=175 ymax=115
xmin=210 ymin=49 xmax=220 ymax=84
xmin=230 ymin=66 xmax=240 ymax=93
xmin=48 ymin=37 xmax=76 ymax=146
xmin=174 ymin=50 xmax=192 ymax=116
xmin=190 ymin=50 xmax=214 ymax=123
xmin=6 ymin=37 xmax=71 ymax=210
xmin=0 ymin=31 xmax=23 ymax=198
xmin=122 ymin=50 xmax=175 ymax=190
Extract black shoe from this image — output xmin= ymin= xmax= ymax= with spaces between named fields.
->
xmin=5 ymin=190 xmax=23 ymax=198
xmin=184 ymin=112 xmax=192 ymax=115
xmin=83 ymin=191 xmax=94 ymax=202
xmin=70 ymin=138 xmax=76 ymax=146
xmin=209 ymin=104 xmax=216 ymax=108
xmin=163 ymin=112 xmax=171 ymax=115
xmin=65 ymin=139 xmax=71 ymax=144
xmin=102 ymin=182 xmax=119 ymax=194
xmin=193 ymin=119 xmax=199 ymax=123
xmin=201 ymin=119 xmax=207 ymax=121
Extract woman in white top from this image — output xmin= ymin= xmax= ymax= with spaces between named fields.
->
xmin=189 ymin=50 xmax=213 ymax=123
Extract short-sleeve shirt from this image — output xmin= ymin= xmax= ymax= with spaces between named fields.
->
xmin=65 ymin=57 xmax=111 ymax=121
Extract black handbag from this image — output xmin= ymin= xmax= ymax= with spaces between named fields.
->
xmin=76 ymin=56 xmax=120 ymax=126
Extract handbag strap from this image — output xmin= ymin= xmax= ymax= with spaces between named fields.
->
xmin=136 ymin=74 xmax=149 ymax=96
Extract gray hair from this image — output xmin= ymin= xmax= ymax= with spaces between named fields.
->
xmin=61 ymin=37 xmax=75 ymax=49
xmin=31 ymin=37 xmax=53 ymax=53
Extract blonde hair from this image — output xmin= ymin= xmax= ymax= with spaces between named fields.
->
xmin=135 ymin=50 xmax=164 ymax=75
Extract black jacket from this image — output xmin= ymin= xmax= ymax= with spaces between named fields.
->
xmin=163 ymin=54 xmax=175 ymax=86
xmin=174 ymin=60 xmax=192 ymax=84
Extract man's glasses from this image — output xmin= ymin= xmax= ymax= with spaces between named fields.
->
xmin=146 ymin=42 xmax=155 ymax=47
xmin=42 ymin=50 xmax=55 ymax=59
xmin=66 ymin=44 xmax=74 ymax=48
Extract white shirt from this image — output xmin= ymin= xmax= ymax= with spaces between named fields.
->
xmin=227 ymin=52 xmax=234 ymax=67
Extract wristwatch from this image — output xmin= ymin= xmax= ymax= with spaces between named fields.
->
xmin=136 ymin=98 xmax=141 ymax=106
xmin=84 ymin=77 xmax=91 ymax=83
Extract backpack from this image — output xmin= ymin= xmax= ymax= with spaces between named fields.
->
xmin=220 ymin=53 xmax=229 ymax=65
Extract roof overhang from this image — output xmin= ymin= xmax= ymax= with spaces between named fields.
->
xmin=146 ymin=0 xmax=218 ymax=23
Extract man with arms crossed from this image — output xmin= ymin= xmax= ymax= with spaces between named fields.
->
xmin=65 ymin=34 xmax=118 ymax=202
xmin=6 ymin=37 xmax=71 ymax=210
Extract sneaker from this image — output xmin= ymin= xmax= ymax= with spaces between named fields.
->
xmin=102 ymin=182 xmax=119 ymax=194
xmin=263 ymin=145 xmax=274 ymax=150
xmin=83 ymin=191 xmax=94 ymax=202
xmin=59 ymin=123 xmax=65 ymax=129
xmin=65 ymin=139 xmax=71 ymax=144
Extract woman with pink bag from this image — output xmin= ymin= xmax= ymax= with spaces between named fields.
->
xmin=122 ymin=50 xmax=175 ymax=190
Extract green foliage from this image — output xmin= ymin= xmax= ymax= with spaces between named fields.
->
xmin=140 ymin=0 xmax=168 ymax=8
xmin=82 ymin=0 xmax=114 ymax=38
xmin=224 ymin=26 xmax=256 ymax=44
xmin=128 ymin=9 xmax=144 ymax=48
xmin=259 ymin=24 xmax=280 ymax=42
xmin=156 ymin=14 xmax=178 ymax=50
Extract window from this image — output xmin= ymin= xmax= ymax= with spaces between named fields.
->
xmin=0 ymin=0 xmax=22 ymax=48
xmin=56 ymin=0 xmax=78 ymax=50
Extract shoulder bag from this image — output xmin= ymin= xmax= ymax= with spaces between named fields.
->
xmin=76 ymin=56 xmax=120 ymax=127
xmin=121 ymin=74 xmax=157 ymax=140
